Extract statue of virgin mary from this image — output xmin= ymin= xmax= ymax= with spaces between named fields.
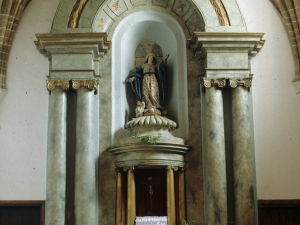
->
xmin=126 ymin=52 xmax=169 ymax=110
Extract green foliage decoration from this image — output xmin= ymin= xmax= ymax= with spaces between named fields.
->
xmin=134 ymin=132 xmax=162 ymax=144
xmin=183 ymin=220 xmax=194 ymax=225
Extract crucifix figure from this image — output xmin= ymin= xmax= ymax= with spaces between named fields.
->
xmin=142 ymin=177 xmax=159 ymax=216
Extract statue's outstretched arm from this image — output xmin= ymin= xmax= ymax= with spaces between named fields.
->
xmin=126 ymin=77 xmax=135 ymax=82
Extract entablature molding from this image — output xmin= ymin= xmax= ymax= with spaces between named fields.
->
xmin=108 ymin=143 xmax=190 ymax=168
xmin=188 ymin=32 xmax=265 ymax=59
xmin=35 ymin=33 xmax=111 ymax=58
xmin=35 ymin=33 xmax=111 ymax=79
xmin=114 ymin=165 xmax=186 ymax=171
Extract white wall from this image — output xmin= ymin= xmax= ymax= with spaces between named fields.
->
xmin=237 ymin=0 xmax=300 ymax=199
xmin=0 ymin=0 xmax=299 ymax=200
xmin=0 ymin=0 xmax=60 ymax=200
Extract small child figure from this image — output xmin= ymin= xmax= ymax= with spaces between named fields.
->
xmin=161 ymin=110 xmax=168 ymax=118
xmin=144 ymin=106 xmax=161 ymax=116
xmin=135 ymin=101 xmax=145 ymax=117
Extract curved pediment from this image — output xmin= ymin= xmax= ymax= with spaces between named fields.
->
xmin=51 ymin=0 xmax=246 ymax=36
xmin=91 ymin=0 xmax=206 ymax=39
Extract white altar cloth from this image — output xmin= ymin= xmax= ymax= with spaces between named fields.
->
xmin=135 ymin=216 xmax=167 ymax=225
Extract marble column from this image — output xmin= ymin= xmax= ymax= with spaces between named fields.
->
xmin=167 ymin=166 xmax=177 ymax=225
xmin=45 ymin=80 xmax=69 ymax=225
xmin=230 ymin=77 xmax=256 ymax=225
xmin=203 ymin=78 xmax=227 ymax=225
xmin=116 ymin=169 xmax=123 ymax=225
xmin=127 ymin=166 xmax=136 ymax=225
xmin=179 ymin=167 xmax=186 ymax=225
xmin=73 ymin=80 xmax=97 ymax=225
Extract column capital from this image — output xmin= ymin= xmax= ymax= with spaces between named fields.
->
xmin=179 ymin=167 xmax=186 ymax=172
xmin=123 ymin=166 xmax=135 ymax=172
xmin=115 ymin=167 xmax=122 ymax=173
xmin=229 ymin=76 xmax=253 ymax=89
xmin=201 ymin=76 xmax=254 ymax=90
xmin=167 ymin=166 xmax=179 ymax=171
xmin=72 ymin=79 xmax=98 ymax=94
xmin=201 ymin=77 xmax=226 ymax=89
xmin=47 ymin=79 xmax=70 ymax=93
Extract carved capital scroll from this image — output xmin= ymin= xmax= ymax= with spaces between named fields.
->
xmin=201 ymin=77 xmax=253 ymax=90
xmin=71 ymin=80 xmax=98 ymax=94
xmin=229 ymin=76 xmax=253 ymax=89
xmin=46 ymin=79 xmax=70 ymax=93
xmin=179 ymin=167 xmax=186 ymax=172
xmin=201 ymin=77 xmax=226 ymax=89
xmin=167 ymin=166 xmax=179 ymax=171
xmin=123 ymin=166 xmax=135 ymax=172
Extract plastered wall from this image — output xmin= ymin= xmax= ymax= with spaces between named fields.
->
xmin=0 ymin=0 xmax=299 ymax=201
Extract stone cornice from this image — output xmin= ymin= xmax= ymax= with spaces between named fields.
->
xmin=108 ymin=143 xmax=190 ymax=168
xmin=270 ymin=0 xmax=300 ymax=82
xmin=187 ymin=32 xmax=265 ymax=59
xmin=34 ymin=33 xmax=111 ymax=58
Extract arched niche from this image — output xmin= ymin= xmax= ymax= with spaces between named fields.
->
xmin=111 ymin=10 xmax=189 ymax=145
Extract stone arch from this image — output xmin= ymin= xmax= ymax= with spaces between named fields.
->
xmin=91 ymin=0 xmax=205 ymax=39
xmin=51 ymin=0 xmax=246 ymax=34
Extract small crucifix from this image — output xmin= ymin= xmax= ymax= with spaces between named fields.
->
xmin=142 ymin=177 xmax=159 ymax=216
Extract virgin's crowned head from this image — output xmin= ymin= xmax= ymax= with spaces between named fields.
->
xmin=144 ymin=53 xmax=157 ymax=64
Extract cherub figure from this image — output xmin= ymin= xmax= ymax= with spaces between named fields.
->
xmin=135 ymin=101 xmax=145 ymax=117
xmin=144 ymin=106 xmax=161 ymax=116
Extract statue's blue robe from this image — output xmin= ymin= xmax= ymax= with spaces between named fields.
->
xmin=129 ymin=62 xmax=167 ymax=106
